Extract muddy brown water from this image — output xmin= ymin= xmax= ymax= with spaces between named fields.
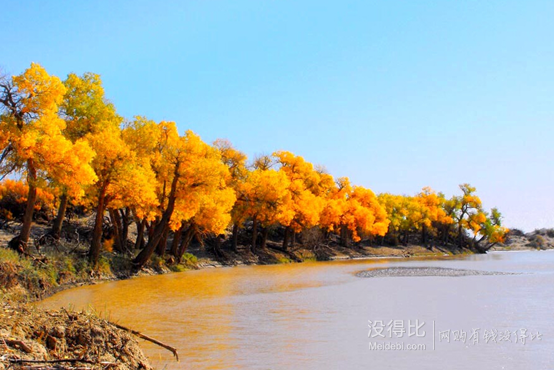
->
xmin=40 ymin=251 xmax=554 ymax=369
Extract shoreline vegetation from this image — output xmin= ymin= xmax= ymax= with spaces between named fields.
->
xmin=1 ymin=220 xmax=552 ymax=303
xmin=0 ymin=63 xmax=552 ymax=368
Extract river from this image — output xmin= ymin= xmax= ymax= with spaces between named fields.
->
xmin=40 ymin=251 xmax=554 ymax=369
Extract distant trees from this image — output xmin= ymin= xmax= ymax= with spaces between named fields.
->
xmin=0 ymin=63 xmax=509 ymax=269
xmin=321 ymin=177 xmax=389 ymax=247
xmin=378 ymin=184 xmax=508 ymax=251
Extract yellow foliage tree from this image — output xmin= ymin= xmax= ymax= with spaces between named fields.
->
xmin=273 ymin=151 xmax=326 ymax=250
xmin=321 ymin=178 xmax=388 ymax=246
xmin=237 ymin=168 xmax=291 ymax=250
xmin=0 ymin=63 xmax=96 ymax=252
xmin=213 ymin=139 xmax=248 ymax=251
xmin=51 ymin=72 xmax=119 ymax=237
xmin=87 ymin=123 xmax=158 ymax=265
xmin=449 ymin=184 xmax=508 ymax=251
xmin=132 ymin=125 xmax=234 ymax=268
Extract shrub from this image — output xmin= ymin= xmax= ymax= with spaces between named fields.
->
xmin=300 ymin=227 xmax=325 ymax=249
xmin=60 ymin=255 xmax=77 ymax=275
xmin=277 ymin=256 xmax=292 ymax=264
xmin=0 ymin=246 xmax=22 ymax=264
xmin=508 ymin=228 xmax=525 ymax=237
xmin=96 ymin=255 xmax=112 ymax=276
xmin=148 ymin=255 xmax=165 ymax=269
xmin=169 ymin=264 xmax=189 ymax=272
xmin=110 ymin=255 xmax=132 ymax=272
xmin=181 ymin=252 xmax=198 ymax=268
xmin=529 ymin=235 xmax=546 ymax=249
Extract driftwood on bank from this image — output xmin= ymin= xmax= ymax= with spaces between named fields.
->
xmin=19 ymin=367 xmax=92 ymax=370
xmin=59 ymin=308 xmax=178 ymax=362
xmin=9 ymin=358 xmax=95 ymax=364
xmin=111 ymin=323 xmax=179 ymax=361
xmin=3 ymin=338 xmax=33 ymax=353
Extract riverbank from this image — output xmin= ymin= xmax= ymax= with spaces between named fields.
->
xmin=0 ymin=239 xmax=458 ymax=370
xmin=1 ymin=225 xmax=552 ymax=369
xmin=34 ymin=249 xmax=554 ymax=370
xmin=0 ymin=221 xmax=476 ymax=301
xmin=2 ymin=219 xmax=551 ymax=302
xmin=1 ymin=225 xmax=552 ymax=304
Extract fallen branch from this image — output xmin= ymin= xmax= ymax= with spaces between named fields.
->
xmin=61 ymin=307 xmax=77 ymax=321
xmin=3 ymin=338 xmax=33 ymax=353
xmin=111 ymin=323 xmax=179 ymax=361
xmin=21 ymin=367 xmax=92 ymax=370
xmin=9 ymin=358 xmax=94 ymax=364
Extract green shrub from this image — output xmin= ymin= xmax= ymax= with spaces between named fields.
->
xmin=149 ymin=255 xmax=165 ymax=269
xmin=74 ymin=258 xmax=92 ymax=279
xmin=0 ymin=247 xmax=23 ymax=264
xmin=277 ymin=256 xmax=292 ymax=264
xmin=181 ymin=253 xmax=198 ymax=268
xmin=96 ymin=255 xmax=112 ymax=275
xmin=110 ymin=255 xmax=132 ymax=273
xmin=52 ymin=253 xmax=78 ymax=276
xmin=169 ymin=264 xmax=189 ymax=272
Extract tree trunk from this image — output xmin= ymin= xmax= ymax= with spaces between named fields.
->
xmin=458 ymin=223 xmax=464 ymax=248
xmin=120 ymin=208 xmax=131 ymax=249
xmin=283 ymin=226 xmax=290 ymax=251
xmin=133 ymin=217 xmax=171 ymax=270
xmin=170 ymin=224 xmax=185 ymax=257
xmin=340 ymin=224 xmax=348 ymax=247
xmin=232 ymin=223 xmax=239 ymax=252
xmin=214 ymin=234 xmax=223 ymax=257
xmin=11 ymin=159 xmax=38 ymax=254
xmin=156 ymin=227 xmax=169 ymax=256
xmin=177 ymin=225 xmax=195 ymax=261
xmin=148 ymin=220 xmax=155 ymax=241
xmin=251 ymin=216 xmax=258 ymax=251
xmin=474 ymin=242 xmax=496 ymax=254
xmin=17 ymin=187 xmax=36 ymax=246
xmin=133 ymin=168 xmax=180 ymax=270
xmin=261 ymin=227 xmax=269 ymax=249
xmin=422 ymin=225 xmax=428 ymax=249
xmin=135 ymin=218 xmax=146 ymax=250
xmin=109 ymin=208 xmax=124 ymax=253
xmin=90 ymin=185 xmax=107 ymax=266
xmin=51 ymin=193 xmax=68 ymax=238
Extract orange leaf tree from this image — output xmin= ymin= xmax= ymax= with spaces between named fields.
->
xmin=0 ymin=63 xmax=96 ymax=253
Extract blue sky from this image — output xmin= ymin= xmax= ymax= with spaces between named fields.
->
xmin=3 ymin=1 xmax=553 ymax=231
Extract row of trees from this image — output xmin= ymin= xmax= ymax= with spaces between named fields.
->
xmin=0 ymin=63 xmax=508 ymax=269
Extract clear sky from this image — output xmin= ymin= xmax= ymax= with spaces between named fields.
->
xmin=2 ymin=1 xmax=553 ymax=231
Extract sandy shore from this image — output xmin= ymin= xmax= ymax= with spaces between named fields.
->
xmin=355 ymin=266 xmax=517 ymax=278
